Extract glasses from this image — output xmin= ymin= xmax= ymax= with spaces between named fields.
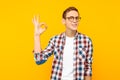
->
xmin=65 ymin=16 xmax=81 ymax=22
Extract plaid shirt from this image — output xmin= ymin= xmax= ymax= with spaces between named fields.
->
xmin=34 ymin=31 xmax=93 ymax=80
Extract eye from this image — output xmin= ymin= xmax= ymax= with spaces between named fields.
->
xmin=75 ymin=17 xmax=79 ymax=19
xmin=65 ymin=16 xmax=81 ymax=22
xmin=76 ymin=17 xmax=81 ymax=20
xmin=75 ymin=17 xmax=78 ymax=20
xmin=68 ymin=16 xmax=74 ymax=20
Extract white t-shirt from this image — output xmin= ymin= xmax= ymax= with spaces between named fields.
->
xmin=61 ymin=36 xmax=74 ymax=80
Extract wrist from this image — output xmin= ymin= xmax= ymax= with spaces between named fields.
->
xmin=34 ymin=33 xmax=40 ymax=36
xmin=34 ymin=34 xmax=40 ymax=39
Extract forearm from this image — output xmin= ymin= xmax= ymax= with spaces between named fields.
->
xmin=84 ymin=76 xmax=91 ymax=80
xmin=34 ymin=35 xmax=41 ymax=53
xmin=34 ymin=35 xmax=47 ymax=65
xmin=34 ymin=35 xmax=54 ymax=65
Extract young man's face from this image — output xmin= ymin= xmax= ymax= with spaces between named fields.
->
xmin=62 ymin=10 xmax=80 ymax=31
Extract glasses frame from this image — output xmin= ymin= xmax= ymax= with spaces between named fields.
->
xmin=65 ymin=16 xmax=81 ymax=22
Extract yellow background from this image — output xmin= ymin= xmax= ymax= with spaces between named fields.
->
xmin=0 ymin=0 xmax=120 ymax=80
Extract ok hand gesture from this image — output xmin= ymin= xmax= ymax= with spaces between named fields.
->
xmin=32 ymin=15 xmax=47 ymax=36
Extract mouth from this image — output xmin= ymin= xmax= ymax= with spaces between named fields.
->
xmin=72 ymin=24 xmax=77 ymax=27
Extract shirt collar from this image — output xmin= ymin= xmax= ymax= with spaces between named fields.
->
xmin=61 ymin=31 xmax=79 ymax=39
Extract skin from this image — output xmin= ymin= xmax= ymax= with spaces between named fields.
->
xmin=62 ymin=10 xmax=79 ymax=37
xmin=32 ymin=10 xmax=91 ymax=80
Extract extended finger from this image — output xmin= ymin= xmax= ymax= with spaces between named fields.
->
xmin=36 ymin=15 xmax=40 ymax=23
xmin=32 ymin=15 xmax=34 ymax=23
xmin=32 ymin=15 xmax=36 ymax=23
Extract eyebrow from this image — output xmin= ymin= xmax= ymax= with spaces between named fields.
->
xmin=66 ymin=16 xmax=79 ymax=17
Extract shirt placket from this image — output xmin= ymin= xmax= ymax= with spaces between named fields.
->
xmin=73 ymin=37 xmax=79 ymax=80
xmin=59 ymin=36 xmax=66 ymax=80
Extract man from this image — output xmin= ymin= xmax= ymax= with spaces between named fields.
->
xmin=32 ymin=7 xmax=93 ymax=80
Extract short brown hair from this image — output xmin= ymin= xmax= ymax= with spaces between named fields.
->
xmin=62 ymin=7 xmax=79 ymax=19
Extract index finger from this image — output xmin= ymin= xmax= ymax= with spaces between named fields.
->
xmin=40 ymin=22 xmax=48 ymax=29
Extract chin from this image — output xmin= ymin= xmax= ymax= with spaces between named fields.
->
xmin=71 ymin=27 xmax=78 ymax=31
xmin=67 ymin=25 xmax=78 ymax=31
xmin=71 ymin=28 xmax=77 ymax=31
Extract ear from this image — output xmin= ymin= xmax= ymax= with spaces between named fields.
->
xmin=62 ymin=18 xmax=65 ymax=24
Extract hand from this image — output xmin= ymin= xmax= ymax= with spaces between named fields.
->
xmin=32 ymin=15 xmax=47 ymax=36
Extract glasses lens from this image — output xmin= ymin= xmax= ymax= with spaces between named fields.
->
xmin=66 ymin=16 xmax=81 ymax=22
xmin=66 ymin=16 xmax=73 ymax=21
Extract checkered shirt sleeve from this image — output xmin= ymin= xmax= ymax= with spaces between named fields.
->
xmin=34 ymin=37 xmax=55 ymax=64
xmin=84 ymin=37 xmax=93 ymax=76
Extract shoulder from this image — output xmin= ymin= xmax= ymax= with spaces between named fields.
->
xmin=49 ymin=32 xmax=64 ymax=41
xmin=77 ymin=32 xmax=92 ymax=42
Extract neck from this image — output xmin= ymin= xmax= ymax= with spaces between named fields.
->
xmin=65 ymin=29 xmax=77 ymax=37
